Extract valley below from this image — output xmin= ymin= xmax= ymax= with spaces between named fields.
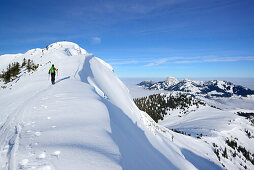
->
xmin=123 ymin=77 xmax=254 ymax=169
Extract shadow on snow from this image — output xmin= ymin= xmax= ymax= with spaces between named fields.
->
xmin=103 ymin=98 xmax=178 ymax=170
xmin=78 ymin=55 xmax=178 ymax=169
xmin=181 ymin=149 xmax=222 ymax=170
xmin=77 ymin=55 xmax=222 ymax=170
xmin=55 ymin=76 xmax=71 ymax=84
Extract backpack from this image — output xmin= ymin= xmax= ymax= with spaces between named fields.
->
xmin=50 ymin=67 xmax=55 ymax=73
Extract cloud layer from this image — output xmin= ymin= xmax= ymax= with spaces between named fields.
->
xmin=91 ymin=37 xmax=101 ymax=44
xmin=107 ymin=56 xmax=254 ymax=67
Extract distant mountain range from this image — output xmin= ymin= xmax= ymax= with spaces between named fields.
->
xmin=137 ymin=76 xmax=254 ymax=97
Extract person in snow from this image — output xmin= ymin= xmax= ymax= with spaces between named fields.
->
xmin=48 ymin=64 xmax=58 ymax=84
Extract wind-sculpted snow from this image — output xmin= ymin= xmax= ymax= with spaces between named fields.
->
xmin=78 ymin=55 xmax=197 ymax=169
xmin=0 ymin=42 xmax=224 ymax=170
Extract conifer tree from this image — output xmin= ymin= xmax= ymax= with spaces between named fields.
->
xmin=222 ymin=147 xmax=228 ymax=159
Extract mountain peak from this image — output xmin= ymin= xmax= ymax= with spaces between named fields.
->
xmin=45 ymin=41 xmax=87 ymax=55
xmin=165 ymin=76 xmax=179 ymax=84
xmin=48 ymin=41 xmax=79 ymax=49
xmin=22 ymin=41 xmax=88 ymax=58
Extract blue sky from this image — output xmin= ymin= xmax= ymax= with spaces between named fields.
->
xmin=0 ymin=0 xmax=254 ymax=78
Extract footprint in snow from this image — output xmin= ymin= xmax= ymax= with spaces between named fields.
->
xmin=19 ymin=159 xmax=29 ymax=168
xmin=27 ymin=142 xmax=38 ymax=149
xmin=51 ymin=151 xmax=61 ymax=158
xmin=2 ymin=145 xmax=9 ymax=154
xmin=26 ymin=144 xmax=32 ymax=149
xmin=37 ymin=152 xmax=46 ymax=159
xmin=35 ymin=132 xmax=41 ymax=136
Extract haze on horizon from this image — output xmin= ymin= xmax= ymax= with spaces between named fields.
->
xmin=0 ymin=0 xmax=253 ymax=78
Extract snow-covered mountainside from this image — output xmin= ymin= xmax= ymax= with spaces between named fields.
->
xmin=0 ymin=42 xmax=224 ymax=170
xmin=133 ymin=76 xmax=254 ymax=169
xmin=138 ymin=76 xmax=254 ymax=97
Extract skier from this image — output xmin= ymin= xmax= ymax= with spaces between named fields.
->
xmin=48 ymin=64 xmax=58 ymax=84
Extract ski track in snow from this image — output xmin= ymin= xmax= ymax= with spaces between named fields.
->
xmin=0 ymin=52 xmax=113 ymax=169
xmin=0 ymin=84 xmax=54 ymax=169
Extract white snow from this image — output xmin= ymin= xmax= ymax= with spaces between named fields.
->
xmin=165 ymin=76 xmax=179 ymax=86
xmin=51 ymin=151 xmax=61 ymax=158
xmin=0 ymin=41 xmax=226 ymax=169
xmin=180 ymin=79 xmax=202 ymax=93
xmin=18 ymin=159 xmax=29 ymax=167
xmin=124 ymin=78 xmax=254 ymax=170
xmin=35 ymin=132 xmax=41 ymax=137
xmin=37 ymin=152 xmax=46 ymax=159
xmin=160 ymin=105 xmax=237 ymax=136
xmin=208 ymin=90 xmax=224 ymax=96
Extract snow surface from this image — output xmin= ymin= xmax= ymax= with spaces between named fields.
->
xmin=165 ymin=76 xmax=179 ymax=84
xmin=0 ymin=42 xmax=224 ymax=170
xmin=124 ymin=78 xmax=254 ymax=169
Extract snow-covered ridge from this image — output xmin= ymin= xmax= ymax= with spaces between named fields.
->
xmin=0 ymin=42 xmax=226 ymax=169
xmin=44 ymin=41 xmax=87 ymax=55
xmin=138 ymin=76 xmax=254 ymax=97
xmin=0 ymin=42 xmax=87 ymax=72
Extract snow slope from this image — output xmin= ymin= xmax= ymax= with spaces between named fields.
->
xmin=158 ymin=102 xmax=254 ymax=170
xmin=0 ymin=42 xmax=222 ymax=170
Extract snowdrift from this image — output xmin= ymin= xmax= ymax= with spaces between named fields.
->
xmin=0 ymin=42 xmax=222 ymax=170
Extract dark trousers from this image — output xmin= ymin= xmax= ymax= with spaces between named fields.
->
xmin=51 ymin=73 xmax=56 ymax=84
